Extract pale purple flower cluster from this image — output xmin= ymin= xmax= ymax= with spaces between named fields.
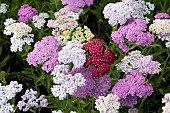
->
xmin=61 ymin=0 xmax=93 ymax=12
xmin=50 ymin=65 xmax=86 ymax=100
xmin=0 ymin=81 xmax=23 ymax=113
xmin=128 ymin=108 xmax=138 ymax=113
xmin=18 ymin=4 xmax=38 ymax=23
xmin=58 ymin=40 xmax=86 ymax=68
xmin=111 ymin=18 xmax=154 ymax=53
xmin=17 ymin=89 xmax=48 ymax=112
xmin=116 ymin=50 xmax=161 ymax=75
xmin=112 ymin=70 xmax=153 ymax=107
xmin=162 ymin=93 xmax=170 ymax=113
xmin=72 ymin=67 xmax=111 ymax=99
xmin=26 ymin=36 xmax=58 ymax=73
xmin=154 ymin=13 xmax=170 ymax=19
xmin=47 ymin=8 xmax=79 ymax=38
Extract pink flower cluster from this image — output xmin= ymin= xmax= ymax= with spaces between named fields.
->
xmin=111 ymin=18 xmax=154 ymax=53
xmin=18 ymin=4 xmax=38 ymax=23
xmin=154 ymin=13 xmax=170 ymax=19
xmin=47 ymin=7 xmax=78 ymax=37
xmin=26 ymin=36 xmax=58 ymax=73
xmin=83 ymin=38 xmax=116 ymax=77
xmin=112 ymin=70 xmax=153 ymax=107
xmin=72 ymin=67 xmax=111 ymax=98
xmin=61 ymin=0 xmax=94 ymax=12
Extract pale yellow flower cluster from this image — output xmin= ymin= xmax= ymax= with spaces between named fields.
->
xmin=71 ymin=26 xmax=94 ymax=43
xmin=149 ymin=19 xmax=170 ymax=34
xmin=6 ymin=22 xmax=32 ymax=38
xmin=60 ymin=26 xmax=94 ymax=43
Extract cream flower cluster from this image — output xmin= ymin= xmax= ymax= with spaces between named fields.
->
xmin=162 ymin=93 xmax=170 ymax=113
xmin=95 ymin=93 xmax=120 ymax=113
xmin=51 ymin=64 xmax=86 ymax=100
xmin=0 ymin=3 xmax=9 ymax=14
xmin=149 ymin=19 xmax=170 ymax=34
xmin=4 ymin=18 xmax=34 ymax=52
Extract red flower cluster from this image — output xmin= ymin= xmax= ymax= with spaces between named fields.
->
xmin=83 ymin=38 xmax=116 ymax=77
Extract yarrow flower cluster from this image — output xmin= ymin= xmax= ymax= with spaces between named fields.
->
xmin=18 ymin=4 xmax=38 ymax=23
xmin=50 ymin=64 xmax=86 ymax=100
xmin=17 ymin=89 xmax=48 ymax=112
xmin=103 ymin=0 xmax=154 ymax=26
xmin=128 ymin=108 xmax=139 ymax=113
xmin=95 ymin=93 xmax=120 ymax=113
xmin=3 ymin=19 xmax=34 ymax=52
xmin=154 ymin=13 xmax=170 ymax=19
xmin=149 ymin=19 xmax=170 ymax=35
xmin=52 ymin=110 xmax=76 ymax=113
xmin=27 ymin=36 xmax=58 ymax=73
xmin=0 ymin=3 xmax=9 ymax=14
xmin=112 ymin=70 xmax=153 ymax=107
xmin=111 ymin=18 xmax=154 ymax=53
xmin=58 ymin=40 xmax=86 ymax=68
xmin=83 ymin=38 xmax=115 ymax=77
xmin=116 ymin=50 xmax=161 ymax=74
xmin=61 ymin=0 xmax=94 ymax=12
xmin=47 ymin=7 xmax=79 ymax=44
xmin=32 ymin=12 xmax=49 ymax=29
xmin=149 ymin=13 xmax=170 ymax=49
xmin=0 ymin=81 xmax=23 ymax=113
xmin=73 ymin=67 xmax=111 ymax=98
xmin=162 ymin=93 xmax=170 ymax=113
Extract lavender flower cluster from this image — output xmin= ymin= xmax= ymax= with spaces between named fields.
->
xmin=111 ymin=18 xmax=154 ymax=53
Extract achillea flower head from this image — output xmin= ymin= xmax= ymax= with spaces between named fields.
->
xmin=149 ymin=19 xmax=170 ymax=34
xmin=32 ymin=12 xmax=49 ymax=29
xmin=0 ymin=3 xmax=9 ymax=14
xmin=111 ymin=18 xmax=154 ymax=53
xmin=27 ymin=36 xmax=58 ymax=73
xmin=61 ymin=0 xmax=93 ymax=12
xmin=103 ymin=0 xmax=154 ymax=26
xmin=158 ymin=33 xmax=170 ymax=49
xmin=0 ymin=81 xmax=23 ymax=113
xmin=154 ymin=13 xmax=170 ymax=19
xmin=51 ymin=65 xmax=86 ymax=100
xmin=95 ymin=93 xmax=120 ymax=113
xmin=112 ymin=70 xmax=153 ymax=107
xmin=116 ymin=50 xmax=161 ymax=75
xmin=162 ymin=93 xmax=170 ymax=113
xmin=18 ymin=4 xmax=38 ymax=23
xmin=128 ymin=108 xmax=139 ymax=113
xmin=58 ymin=40 xmax=86 ymax=68
xmin=47 ymin=8 xmax=79 ymax=38
xmin=83 ymin=38 xmax=116 ymax=77
xmin=17 ymin=89 xmax=48 ymax=112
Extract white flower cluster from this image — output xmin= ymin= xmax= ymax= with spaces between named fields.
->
xmin=0 ymin=3 xmax=9 ymax=14
xmin=116 ymin=50 xmax=143 ymax=74
xmin=58 ymin=40 xmax=86 ymax=68
xmin=0 ymin=81 xmax=23 ymax=113
xmin=149 ymin=19 xmax=170 ymax=34
xmin=95 ymin=93 xmax=120 ymax=113
xmin=103 ymin=0 xmax=154 ymax=26
xmin=51 ymin=64 xmax=86 ymax=100
xmin=52 ymin=110 xmax=76 ymax=113
xmin=116 ymin=50 xmax=161 ymax=74
xmin=162 ymin=93 xmax=170 ymax=113
xmin=17 ymin=89 xmax=48 ymax=112
xmin=133 ymin=1 xmax=154 ymax=23
xmin=32 ymin=12 xmax=49 ymax=29
xmin=158 ymin=33 xmax=170 ymax=49
xmin=3 ymin=18 xmax=34 ymax=52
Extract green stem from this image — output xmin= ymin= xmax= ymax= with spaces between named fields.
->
xmin=139 ymin=98 xmax=146 ymax=112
